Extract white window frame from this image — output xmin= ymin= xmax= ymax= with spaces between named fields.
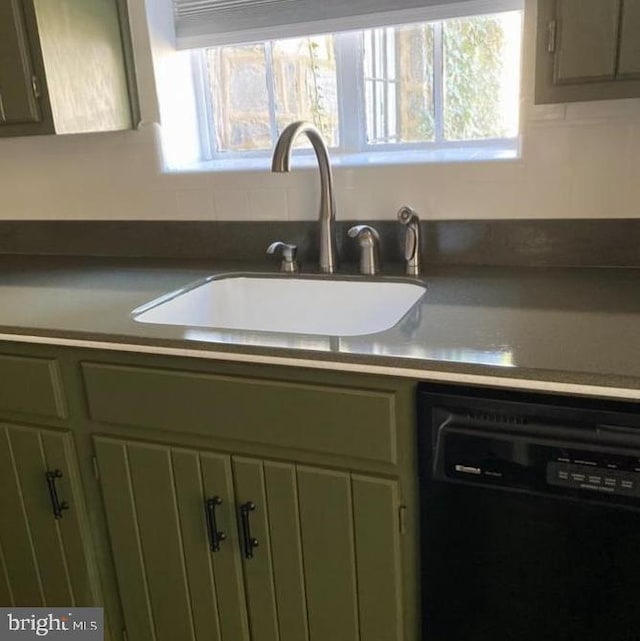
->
xmin=193 ymin=7 xmax=522 ymax=166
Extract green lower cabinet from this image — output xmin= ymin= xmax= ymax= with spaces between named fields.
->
xmin=94 ymin=437 xmax=249 ymax=641
xmin=0 ymin=423 xmax=97 ymax=607
xmin=296 ymin=467 xmax=404 ymax=641
xmin=94 ymin=436 xmax=405 ymax=641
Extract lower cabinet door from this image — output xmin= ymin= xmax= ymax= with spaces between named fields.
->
xmin=233 ymin=458 xmax=404 ymax=641
xmin=0 ymin=423 xmax=96 ymax=607
xmin=297 ymin=467 xmax=404 ymax=641
xmin=94 ymin=436 xmax=250 ymax=641
xmin=95 ymin=437 xmax=404 ymax=641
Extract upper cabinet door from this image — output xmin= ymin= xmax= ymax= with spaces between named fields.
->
xmin=535 ymin=0 xmax=640 ymax=103
xmin=31 ymin=0 xmax=133 ymax=134
xmin=0 ymin=0 xmax=137 ymax=137
xmin=618 ymin=0 xmax=640 ymax=77
xmin=554 ymin=0 xmax=620 ymax=83
xmin=0 ymin=0 xmax=42 ymax=125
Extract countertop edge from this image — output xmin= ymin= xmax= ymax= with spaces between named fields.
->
xmin=2 ymin=330 xmax=639 ymax=403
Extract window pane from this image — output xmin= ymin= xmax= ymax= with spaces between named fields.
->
xmin=443 ymin=11 xmax=521 ymax=141
xmin=272 ymin=35 xmax=339 ymax=147
xmin=203 ymin=9 xmax=522 ymax=161
xmin=364 ymin=24 xmax=435 ymax=145
xmin=397 ymin=24 xmax=435 ymax=143
xmin=206 ymin=44 xmax=272 ymax=152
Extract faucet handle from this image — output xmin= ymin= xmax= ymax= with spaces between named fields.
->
xmin=348 ymin=225 xmax=381 ymax=275
xmin=267 ymin=241 xmax=299 ymax=273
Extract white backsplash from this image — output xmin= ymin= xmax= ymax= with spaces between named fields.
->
xmin=1 ymin=0 xmax=639 ymax=222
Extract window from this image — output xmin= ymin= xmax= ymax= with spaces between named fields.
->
xmin=195 ymin=8 xmax=522 ymax=164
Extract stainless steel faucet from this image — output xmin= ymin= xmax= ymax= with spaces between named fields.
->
xmin=397 ymin=206 xmax=422 ymax=276
xmin=271 ymin=121 xmax=337 ymax=274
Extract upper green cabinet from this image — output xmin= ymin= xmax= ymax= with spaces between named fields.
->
xmin=0 ymin=0 xmax=138 ymax=137
xmin=535 ymin=0 xmax=640 ymax=103
xmin=0 ymin=0 xmax=47 ymax=130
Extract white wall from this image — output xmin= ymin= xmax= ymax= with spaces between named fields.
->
xmin=0 ymin=0 xmax=639 ymax=221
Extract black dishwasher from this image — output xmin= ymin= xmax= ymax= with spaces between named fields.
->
xmin=418 ymin=384 xmax=640 ymax=641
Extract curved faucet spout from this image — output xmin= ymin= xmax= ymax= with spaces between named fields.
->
xmin=272 ymin=121 xmax=337 ymax=274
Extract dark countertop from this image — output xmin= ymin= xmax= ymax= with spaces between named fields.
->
xmin=0 ymin=256 xmax=638 ymax=399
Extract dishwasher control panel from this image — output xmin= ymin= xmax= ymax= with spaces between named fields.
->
xmin=547 ymin=460 xmax=640 ymax=498
xmin=437 ymin=426 xmax=640 ymax=505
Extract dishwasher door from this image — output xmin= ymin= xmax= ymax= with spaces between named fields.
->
xmin=421 ymin=478 xmax=640 ymax=641
xmin=418 ymin=385 xmax=640 ymax=641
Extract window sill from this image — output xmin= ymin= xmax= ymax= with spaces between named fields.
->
xmin=166 ymin=141 xmax=521 ymax=174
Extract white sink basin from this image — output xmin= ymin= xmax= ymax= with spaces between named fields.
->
xmin=133 ymin=275 xmax=426 ymax=337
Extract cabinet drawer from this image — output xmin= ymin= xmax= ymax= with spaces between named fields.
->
xmin=0 ymin=354 xmax=66 ymax=419
xmin=82 ymin=363 xmax=397 ymax=464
